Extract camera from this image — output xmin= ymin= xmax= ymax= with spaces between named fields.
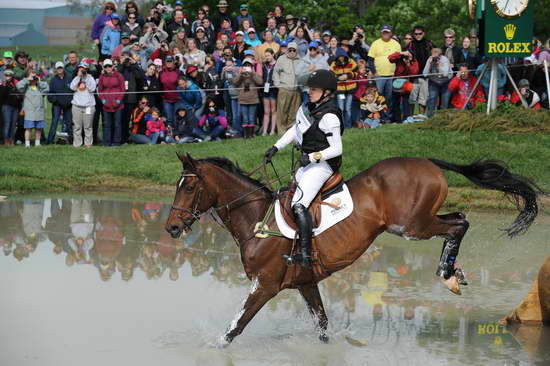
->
xmin=81 ymin=69 xmax=87 ymax=75
xmin=357 ymin=33 xmax=363 ymax=39
xmin=299 ymin=16 xmax=308 ymax=24
xmin=432 ymin=56 xmax=439 ymax=63
xmin=32 ymin=76 xmax=39 ymax=82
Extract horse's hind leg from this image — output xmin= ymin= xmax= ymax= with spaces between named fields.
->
xmin=298 ymin=283 xmax=329 ymax=343
xmin=403 ymin=214 xmax=470 ymax=294
xmin=218 ymin=277 xmax=278 ymax=347
xmin=435 ymin=218 xmax=469 ymax=285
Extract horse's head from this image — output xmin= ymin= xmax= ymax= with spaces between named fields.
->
xmin=165 ymin=153 xmax=216 ymax=238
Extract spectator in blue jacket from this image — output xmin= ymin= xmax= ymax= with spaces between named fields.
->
xmin=176 ymin=76 xmax=203 ymax=121
xmin=47 ymin=62 xmax=74 ymax=144
xmin=101 ymin=13 xmax=122 ymax=60
xmin=91 ymin=1 xmax=116 ymax=60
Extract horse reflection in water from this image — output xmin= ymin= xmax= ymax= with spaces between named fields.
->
xmin=165 ymin=153 xmax=545 ymax=346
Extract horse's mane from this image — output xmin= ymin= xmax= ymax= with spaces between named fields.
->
xmin=200 ymin=157 xmax=273 ymax=196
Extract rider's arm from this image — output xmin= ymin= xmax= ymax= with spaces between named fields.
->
xmin=309 ymin=113 xmax=342 ymax=163
xmin=274 ymin=125 xmax=297 ymax=150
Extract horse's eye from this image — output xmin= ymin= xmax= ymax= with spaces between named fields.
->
xmin=185 ymin=185 xmax=194 ymax=193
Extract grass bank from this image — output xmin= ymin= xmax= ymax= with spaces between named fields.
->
xmin=2 ymin=125 xmax=549 ymax=211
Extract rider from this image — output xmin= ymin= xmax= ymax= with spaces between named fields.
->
xmin=264 ymin=69 xmax=344 ymax=268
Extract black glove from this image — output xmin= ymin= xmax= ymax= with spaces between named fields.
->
xmin=264 ymin=146 xmax=278 ymax=163
xmin=300 ymin=154 xmax=311 ymax=167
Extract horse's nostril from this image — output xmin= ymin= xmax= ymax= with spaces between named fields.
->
xmin=169 ymin=225 xmax=180 ymax=233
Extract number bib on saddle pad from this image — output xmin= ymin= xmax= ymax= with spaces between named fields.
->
xmin=274 ymin=184 xmax=354 ymax=239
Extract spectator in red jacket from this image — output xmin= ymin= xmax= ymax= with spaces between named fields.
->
xmin=97 ymin=59 xmax=126 ymax=146
xmin=388 ymin=50 xmax=419 ymax=122
xmin=159 ymin=55 xmax=181 ymax=126
xmin=448 ymin=64 xmax=485 ymax=110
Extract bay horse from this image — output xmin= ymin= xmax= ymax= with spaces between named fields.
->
xmin=165 ymin=153 xmax=544 ymax=346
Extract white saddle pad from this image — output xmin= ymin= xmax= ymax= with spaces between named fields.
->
xmin=274 ymin=184 xmax=354 ymax=239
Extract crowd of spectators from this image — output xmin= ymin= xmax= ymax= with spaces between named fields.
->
xmin=0 ymin=0 xmax=549 ymax=147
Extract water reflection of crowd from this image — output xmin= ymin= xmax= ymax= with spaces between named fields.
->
xmin=0 ymin=198 xmax=546 ymax=363
xmin=0 ymin=198 xmax=245 ymax=285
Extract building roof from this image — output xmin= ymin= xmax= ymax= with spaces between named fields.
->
xmin=0 ymin=0 xmax=66 ymax=10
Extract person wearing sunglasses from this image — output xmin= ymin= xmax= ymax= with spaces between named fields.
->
xmin=91 ymin=2 xmax=117 ymax=60
xmin=122 ymin=1 xmax=145 ymax=27
xmin=407 ymin=25 xmax=434 ymax=116
xmin=273 ymin=41 xmax=302 ymax=135
xmin=122 ymin=12 xmax=142 ymax=43
xmin=442 ymin=29 xmax=462 ymax=72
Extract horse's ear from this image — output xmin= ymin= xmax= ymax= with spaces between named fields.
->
xmin=177 ymin=151 xmax=193 ymax=170
xmin=185 ymin=153 xmax=198 ymax=170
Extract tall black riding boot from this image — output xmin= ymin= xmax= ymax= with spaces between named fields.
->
xmin=283 ymin=204 xmax=312 ymax=268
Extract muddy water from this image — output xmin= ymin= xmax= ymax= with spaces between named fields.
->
xmin=0 ymin=197 xmax=549 ymax=366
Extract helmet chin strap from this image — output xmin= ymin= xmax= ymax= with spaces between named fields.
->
xmin=314 ymin=90 xmax=332 ymax=105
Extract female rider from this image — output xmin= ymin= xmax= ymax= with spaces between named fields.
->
xmin=264 ymin=70 xmax=343 ymax=268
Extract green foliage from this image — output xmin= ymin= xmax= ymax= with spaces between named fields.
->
xmin=419 ymin=104 xmax=550 ymax=134
xmin=161 ymin=0 xmax=547 ymax=45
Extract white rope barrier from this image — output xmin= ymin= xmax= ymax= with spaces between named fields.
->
xmin=9 ymin=62 xmax=542 ymax=97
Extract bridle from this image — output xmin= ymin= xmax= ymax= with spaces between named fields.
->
xmin=170 ymin=173 xmax=206 ymax=231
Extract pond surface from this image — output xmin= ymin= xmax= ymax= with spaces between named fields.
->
xmin=1 ymin=197 xmax=549 ymax=366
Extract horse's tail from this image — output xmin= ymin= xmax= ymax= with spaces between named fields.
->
xmin=429 ymin=158 xmax=547 ymax=238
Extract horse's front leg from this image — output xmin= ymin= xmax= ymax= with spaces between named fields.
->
xmin=298 ymin=283 xmax=329 ymax=343
xmin=218 ymin=277 xmax=278 ymax=347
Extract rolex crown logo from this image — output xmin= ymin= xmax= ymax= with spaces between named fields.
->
xmin=504 ymin=24 xmax=517 ymax=41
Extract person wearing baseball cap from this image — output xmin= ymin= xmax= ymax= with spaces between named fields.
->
xmin=368 ymin=24 xmax=401 ymax=122
xmin=271 ymin=40 xmax=301 ymax=135
xmin=237 ymin=4 xmax=254 ymax=28
xmin=70 ymin=60 xmax=97 ymax=147
xmin=245 ymin=27 xmax=261 ymax=47
xmin=511 ymin=79 xmax=541 ymax=109
xmin=297 ymin=41 xmax=330 ymax=103
xmin=46 ymin=62 xmax=74 ymax=144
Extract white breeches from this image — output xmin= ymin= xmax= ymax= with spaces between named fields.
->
xmin=292 ymin=161 xmax=334 ymax=208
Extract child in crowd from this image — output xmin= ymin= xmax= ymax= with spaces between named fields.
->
xmin=358 ymin=87 xmax=388 ymax=129
xmin=196 ymin=97 xmax=228 ymax=141
xmin=17 ymin=70 xmax=49 ymax=147
xmin=233 ymin=57 xmax=263 ymax=138
xmin=172 ymin=107 xmax=200 ymax=143
xmin=145 ymin=108 xmax=168 ymax=144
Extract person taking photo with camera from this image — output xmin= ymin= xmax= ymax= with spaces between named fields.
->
xmin=17 ymin=69 xmax=49 ymax=147
xmin=70 ymin=62 xmax=96 ymax=147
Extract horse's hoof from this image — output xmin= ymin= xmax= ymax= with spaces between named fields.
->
xmin=208 ymin=335 xmax=231 ymax=349
xmin=319 ymin=333 xmax=329 ymax=344
xmin=455 ymin=268 xmax=468 ymax=285
xmin=442 ymin=276 xmax=461 ymax=295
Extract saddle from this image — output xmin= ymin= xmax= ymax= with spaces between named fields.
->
xmin=279 ymin=172 xmax=344 ymax=230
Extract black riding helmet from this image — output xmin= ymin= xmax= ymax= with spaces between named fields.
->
xmin=305 ymin=70 xmax=337 ymax=91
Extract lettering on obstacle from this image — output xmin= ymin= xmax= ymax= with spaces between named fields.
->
xmin=477 ymin=322 xmax=510 ymax=335
xmin=487 ymin=42 xmax=530 ymax=54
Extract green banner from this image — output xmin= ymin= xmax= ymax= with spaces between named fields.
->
xmin=483 ymin=0 xmax=534 ymax=58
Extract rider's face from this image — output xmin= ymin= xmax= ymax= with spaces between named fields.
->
xmin=308 ymin=88 xmax=324 ymax=103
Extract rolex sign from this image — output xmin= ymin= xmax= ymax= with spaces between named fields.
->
xmin=483 ymin=0 xmax=534 ymax=58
